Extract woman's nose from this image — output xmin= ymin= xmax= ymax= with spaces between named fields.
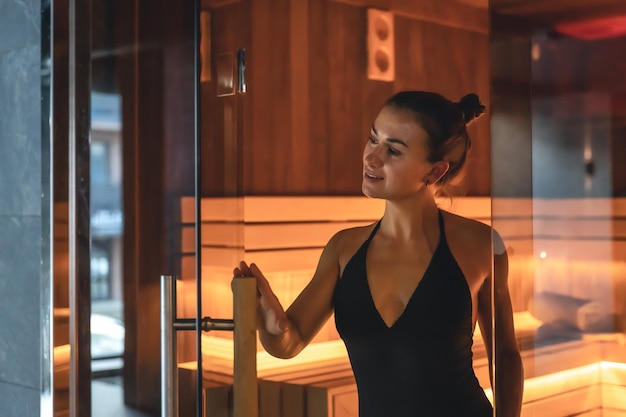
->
xmin=364 ymin=148 xmax=382 ymax=167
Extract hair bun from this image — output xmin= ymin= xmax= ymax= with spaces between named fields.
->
xmin=457 ymin=93 xmax=485 ymax=125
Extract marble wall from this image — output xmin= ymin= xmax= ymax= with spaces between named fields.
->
xmin=0 ymin=0 xmax=46 ymax=416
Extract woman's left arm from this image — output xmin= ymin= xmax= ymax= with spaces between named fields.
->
xmin=477 ymin=247 xmax=524 ymax=417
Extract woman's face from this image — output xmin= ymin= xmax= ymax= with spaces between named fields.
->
xmin=362 ymin=105 xmax=434 ymax=200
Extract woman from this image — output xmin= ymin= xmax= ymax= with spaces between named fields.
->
xmin=234 ymin=91 xmax=523 ymax=416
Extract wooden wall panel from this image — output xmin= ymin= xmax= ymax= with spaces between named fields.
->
xmin=248 ymin=0 xmax=275 ymax=194
xmin=289 ymin=0 xmax=312 ymax=192
xmin=249 ymin=0 xmax=292 ymax=193
xmin=394 ymin=16 xmax=491 ymax=195
xmin=326 ymin=2 xmax=369 ymax=194
xmin=119 ymin=0 xmax=166 ymax=412
xmin=201 ymin=1 xmax=250 ymax=196
xmin=307 ymin=0 xmax=332 ymax=194
xmin=238 ymin=0 xmax=490 ymax=196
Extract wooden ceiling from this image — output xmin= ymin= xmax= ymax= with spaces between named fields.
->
xmin=453 ymin=0 xmax=626 ymax=25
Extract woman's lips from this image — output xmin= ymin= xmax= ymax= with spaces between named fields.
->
xmin=365 ymin=172 xmax=383 ymax=180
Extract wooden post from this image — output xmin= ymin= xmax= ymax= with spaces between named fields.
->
xmin=232 ymin=276 xmax=258 ymax=417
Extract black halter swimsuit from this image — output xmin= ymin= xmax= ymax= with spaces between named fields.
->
xmin=334 ymin=211 xmax=492 ymax=417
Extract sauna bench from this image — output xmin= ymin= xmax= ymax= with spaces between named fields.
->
xmin=178 ymin=333 xmax=626 ymax=417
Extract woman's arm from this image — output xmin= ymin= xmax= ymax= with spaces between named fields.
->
xmin=477 ymin=246 xmax=524 ymax=417
xmin=234 ymin=232 xmax=342 ymax=359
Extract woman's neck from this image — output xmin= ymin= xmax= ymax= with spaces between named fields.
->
xmin=380 ymin=193 xmax=439 ymax=241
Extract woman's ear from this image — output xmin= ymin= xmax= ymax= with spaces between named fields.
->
xmin=425 ymin=161 xmax=450 ymax=185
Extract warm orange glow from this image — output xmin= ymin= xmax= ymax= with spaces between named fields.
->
xmin=174 ymin=196 xmax=626 ymax=416
xmin=521 ymin=362 xmax=626 ymax=415
xmin=199 ymin=335 xmax=349 ymax=377
xmin=196 ymin=334 xmax=626 ymax=416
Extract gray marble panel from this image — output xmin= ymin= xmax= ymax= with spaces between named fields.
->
xmin=0 ymin=0 xmax=40 ymax=55
xmin=0 ymin=380 xmax=39 ymax=417
xmin=0 ymin=44 xmax=42 ymax=216
xmin=0 ymin=216 xmax=41 ymax=389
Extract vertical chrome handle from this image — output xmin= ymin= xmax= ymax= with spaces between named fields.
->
xmin=161 ymin=275 xmax=178 ymax=417
xmin=161 ymin=274 xmax=256 ymax=417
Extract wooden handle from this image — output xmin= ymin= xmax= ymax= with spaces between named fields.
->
xmin=232 ymin=276 xmax=258 ymax=417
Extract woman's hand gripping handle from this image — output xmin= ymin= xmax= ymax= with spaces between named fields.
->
xmin=233 ymin=261 xmax=290 ymax=336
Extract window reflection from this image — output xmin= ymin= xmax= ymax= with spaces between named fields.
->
xmin=90 ymin=92 xmax=124 ymax=377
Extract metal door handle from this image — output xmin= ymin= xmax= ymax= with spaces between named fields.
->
xmin=160 ymin=274 xmax=257 ymax=417
xmin=237 ymin=48 xmax=247 ymax=93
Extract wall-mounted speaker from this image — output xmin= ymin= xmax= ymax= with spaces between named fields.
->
xmin=367 ymin=9 xmax=395 ymax=82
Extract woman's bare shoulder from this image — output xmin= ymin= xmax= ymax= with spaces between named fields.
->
xmin=441 ymin=210 xmax=493 ymax=251
xmin=441 ymin=210 xmax=502 ymax=283
xmin=328 ymin=222 xmax=379 ymax=268
xmin=330 ymin=222 xmax=378 ymax=249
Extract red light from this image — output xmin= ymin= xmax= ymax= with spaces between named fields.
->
xmin=555 ymin=15 xmax=626 ymax=40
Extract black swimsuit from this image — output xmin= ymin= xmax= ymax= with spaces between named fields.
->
xmin=334 ymin=211 xmax=492 ymax=417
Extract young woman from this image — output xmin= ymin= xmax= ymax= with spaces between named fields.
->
xmin=234 ymin=91 xmax=523 ymax=417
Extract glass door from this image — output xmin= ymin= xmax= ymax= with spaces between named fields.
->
xmin=65 ymin=1 xmax=626 ymax=416
xmin=490 ymin=3 xmax=626 ymax=416
xmin=191 ymin=1 xmax=495 ymax=417
xmin=49 ymin=0 xmax=201 ymax=416
xmin=179 ymin=2 xmax=248 ymax=416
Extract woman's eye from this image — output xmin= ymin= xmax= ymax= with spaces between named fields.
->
xmin=368 ymin=136 xmax=378 ymax=144
xmin=387 ymin=147 xmax=400 ymax=156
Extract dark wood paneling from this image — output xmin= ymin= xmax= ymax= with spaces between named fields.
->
xmin=530 ymin=34 xmax=626 ymax=198
xmin=492 ymin=0 xmax=626 ymax=25
xmin=533 ymin=36 xmax=626 ymax=99
xmin=326 ymin=2 xmax=368 ymax=194
xmin=163 ymin=0 xmax=196 ymax=199
xmin=288 ymin=0 xmax=312 ymax=193
xmin=119 ymin=0 xmax=165 ymax=413
xmin=333 ymin=0 xmax=488 ymax=34
xmin=269 ymin=0 xmax=292 ymax=192
xmin=248 ymin=0 xmax=273 ymax=194
xmin=161 ymin=0 xmax=197 ymax=365
xmin=490 ymin=25 xmax=533 ymax=198
xmin=201 ymin=1 xmax=249 ymax=196
xmin=307 ymin=0 xmax=332 ymax=194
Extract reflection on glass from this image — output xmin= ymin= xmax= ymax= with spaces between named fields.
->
xmin=491 ymin=12 xmax=626 ymax=417
xmin=90 ymin=92 xmax=125 ymax=377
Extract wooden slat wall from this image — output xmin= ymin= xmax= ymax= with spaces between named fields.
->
xmin=178 ymin=197 xmax=626 ymax=328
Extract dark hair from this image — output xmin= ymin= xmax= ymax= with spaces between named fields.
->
xmin=384 ymin=90 xmax=485 ymax=194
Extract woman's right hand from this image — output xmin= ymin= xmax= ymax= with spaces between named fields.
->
xmin=233 ymin=261 xmax=290 ymax=336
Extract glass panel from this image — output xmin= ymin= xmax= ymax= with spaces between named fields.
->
xmin=87 ymin=0 xmax=198 ymax=415
xmin=90 ymin=92 xmax=124 ymax=379
xmin=185 ymin=2 xmax=246 ymax=416
xmin=491 ymin=7 xmax=626 ymax=417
